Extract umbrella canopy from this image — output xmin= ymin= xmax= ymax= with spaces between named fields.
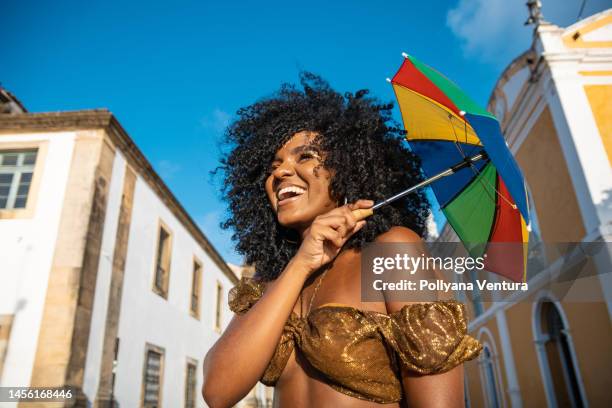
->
xmin=390 ymin=54 xmax=531 ymax=282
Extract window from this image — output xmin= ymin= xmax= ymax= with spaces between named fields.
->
xmin=214 ymin=281 xmax=223 ymax=332
xmin=480 ymin=345 xmax=501 ymax=408
xmin=0 ymin=150 xmax=37 ymax=209
xmin=153 ymin=222 xmax=172 ymax=298
xmin=477 ymin=330 xmax=503 ymax=408
xmin=184 ymin=358 xmax=197 ymax=408
xmin=142 ymin=344 xmax=164 ymax=408
xmin=190 ymin=259 xmax=202 ymax=318
xmin=534 ymin=300 xmax=586 ymax=407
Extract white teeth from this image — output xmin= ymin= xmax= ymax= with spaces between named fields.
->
xmin=277 ymin=186 xmax=306 ymax=200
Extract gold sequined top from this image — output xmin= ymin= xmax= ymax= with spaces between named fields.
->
xmin=228 ymin=276 xmax=482 ymax=404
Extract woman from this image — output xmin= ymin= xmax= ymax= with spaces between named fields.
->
xmin=203 ymin=73 xmax=482 ymax=407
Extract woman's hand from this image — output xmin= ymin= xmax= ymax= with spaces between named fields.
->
xmin=292 ymin=199 xmax=373 ymax=274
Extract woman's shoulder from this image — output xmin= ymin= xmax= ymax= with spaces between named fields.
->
xmin=228 ymin=275 xmax=268 ymax=315
xmin=374 ymin=226 xmax=422 ymax=243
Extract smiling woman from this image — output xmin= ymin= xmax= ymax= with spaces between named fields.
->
xmin=204 ymin=72 xmax=481 ymax=408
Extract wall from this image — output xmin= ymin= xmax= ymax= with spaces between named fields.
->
xmin=0 ymin=132 xmax=75 ymax=388
xmin=102 ymin=167 xmax=234 ymax=407
xmin=504 ymin=302 xmax=548 ymax=407
xmin=515 ymin=107 xmax=586 ymax=242
xmin=584 ymin=84 xmax=612 ymax=167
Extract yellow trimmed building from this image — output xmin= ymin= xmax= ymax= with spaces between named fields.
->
xmin=450 ymin=8 xmax=612 ymax=408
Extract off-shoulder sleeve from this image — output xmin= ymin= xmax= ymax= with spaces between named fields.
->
xmin=377 ymin=301 xmax=482 ymax=375
xmin=228 ymin=276 xmax=267 ymax=315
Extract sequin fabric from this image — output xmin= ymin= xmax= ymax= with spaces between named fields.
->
xmin=228 ymin=276 xmax=483 ymax=404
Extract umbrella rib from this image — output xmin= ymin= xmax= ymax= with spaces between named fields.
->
xmin=474 ymin=170 xmax=498 ymax=205
xmin=438 ymin=158 xmax=493 ymax=210
xmin=447 ymin=114 xmax=517 ymax=210
xmin=448 ymin=114 xmax=467 ymax=156
xmin=447 ymin=114 xmax=482 ymax=180
xmin=468 ymin=160 xmax=518 ymax=210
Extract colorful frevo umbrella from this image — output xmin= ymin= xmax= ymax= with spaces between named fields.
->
xmin=353 ymin=53 xmax=531 ymax=282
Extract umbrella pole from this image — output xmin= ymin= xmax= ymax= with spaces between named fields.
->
xmin=352 ymin=151 xmax=487 ymax=220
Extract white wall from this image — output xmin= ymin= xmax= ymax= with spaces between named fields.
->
xmin=104 ymin=169 xmax=234 ymax=408
xmin=0 ymin=130 xmax=236 ymax=407
xmin=0 ymin=132 xmax=75 ymax=388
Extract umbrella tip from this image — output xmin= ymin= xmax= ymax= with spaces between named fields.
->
xmin=401 ymin=52 xmax=408 ymax=58
xmin=459 ymin=110 xmax=466 ymax=116
xmin=386 ymin=78 xmax=392 ymax=83
xmin=526 ymin=223 xmax=532 ymax=232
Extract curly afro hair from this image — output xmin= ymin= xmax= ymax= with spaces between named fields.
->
xmin=213 ymin=72 xmax=430 ymax=282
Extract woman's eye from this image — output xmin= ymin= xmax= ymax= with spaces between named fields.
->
xmin=299 ymin=151 xmax=319 ymax=161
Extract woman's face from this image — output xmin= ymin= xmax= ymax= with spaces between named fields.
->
xmin=265 ymin=131 xmax=338 ymax=232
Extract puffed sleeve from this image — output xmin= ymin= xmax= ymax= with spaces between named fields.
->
xmin=228 ymin=276 xmax=267 ymax=315
xmin=376 ymin=301 xmax=482 ymax=375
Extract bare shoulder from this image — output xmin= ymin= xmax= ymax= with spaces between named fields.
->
xmin=373 ymin=227 xmax=439 ymax=312
xmin=374 ymin=226 xmax=422 ymax=243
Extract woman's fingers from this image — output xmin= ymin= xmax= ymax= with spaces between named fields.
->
xmin=316 ymin=226 xmax=344 ymax=249
xmin=347 ymin=200 xmax=374 ymax=222
xmin=353 ymin=220 xmax=366 ymax=233
xmin=315 ymin=214 xmax=356 ymax=238
xmin=294 ymin=200 xmax=372 ymax=274
xmin=315 ymin=219 xmax=366 ymax=250
xmin=313 ymin=218 xmax=347 ymax=243
xmin=308 ymin=200 xmax=372 ymax=254
xmin=347 ymin=199 xmax=374 ymax=210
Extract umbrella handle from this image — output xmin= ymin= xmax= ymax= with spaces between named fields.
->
xmin=352 ymin=208 xmax=374 ymax=221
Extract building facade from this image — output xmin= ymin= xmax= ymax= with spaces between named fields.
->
xmin=0 ymin=102 xmax=240 ymax=407
xmin=452 ymin=9 xmax=612 ymax=408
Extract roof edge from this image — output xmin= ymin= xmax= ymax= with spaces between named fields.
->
xmin=563 ymin=7 xmax=612 ymax=36
xmin=487 ymin=50 xmax=532 ymax=110
xmin=0 ymin=109 xmax=239 ymax=284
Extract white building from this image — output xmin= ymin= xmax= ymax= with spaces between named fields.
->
xmin=0 ymin=92 xmax=240 ymax=408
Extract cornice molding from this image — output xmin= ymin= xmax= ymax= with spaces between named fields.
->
xmin=0 ymin=109 xmax=239 ymax=284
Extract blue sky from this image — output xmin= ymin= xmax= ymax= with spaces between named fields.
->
xmin=4 ymin=0 xmax=610 ymax=265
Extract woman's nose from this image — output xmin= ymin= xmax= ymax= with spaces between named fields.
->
xmin=272 ymin=161 xmax=295 ymax=178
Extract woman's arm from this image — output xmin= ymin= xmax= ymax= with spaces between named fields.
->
xmin=399 ymin=365 xmax=465 ymax=408
xmin=377 ymin=226 xmax=466 ymax=408
xmin=201 ymin=258 xmax=310 ymax=408
xmin=201 ymin=200 xmax=370 ymax=407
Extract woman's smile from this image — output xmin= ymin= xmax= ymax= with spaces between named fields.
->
xmin=278 ymin=190 xmax=306 ymax=206
xmin=277 ymin=184 xmax=307 ymax=203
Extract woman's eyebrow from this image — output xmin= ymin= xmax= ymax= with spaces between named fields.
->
xmin=271 ymin=144 xmax=321 ymax=161
xmin=290 ymin=144 xmax=321 ymax=154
